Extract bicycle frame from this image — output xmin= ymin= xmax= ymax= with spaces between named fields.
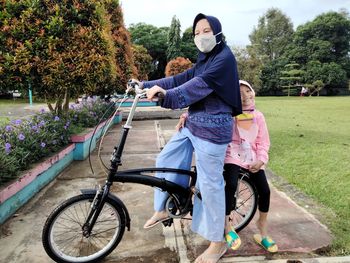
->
xmin=109 ymin=92 xmax=196 ymax=196
xmin=84 ymin=90 xmax=196 ymax=234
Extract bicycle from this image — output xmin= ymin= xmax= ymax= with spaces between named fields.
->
xmin=42 ymin=82 xmax=258 ymax=263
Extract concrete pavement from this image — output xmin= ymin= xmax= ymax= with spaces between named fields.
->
xmin=0 ymin=108 xmax=348 ymax=263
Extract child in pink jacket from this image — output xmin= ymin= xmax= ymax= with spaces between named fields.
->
xmin=223 ymin=80 xmax=277 ymax=252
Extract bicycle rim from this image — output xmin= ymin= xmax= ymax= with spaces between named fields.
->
xmin=230 ymin=177 xmax=257 ymax=232
xmin=45 ymin=195 xmax=123 ymax=262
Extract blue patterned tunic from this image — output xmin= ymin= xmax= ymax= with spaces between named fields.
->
xmin=143 ymin=76 xmax=233 ymax=144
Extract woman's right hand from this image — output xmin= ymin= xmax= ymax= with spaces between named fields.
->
xmin=146 ymin=85 xmax=166 ymax=101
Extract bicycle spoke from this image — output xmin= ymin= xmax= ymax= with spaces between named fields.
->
xmin=44 ymin=194 xmax=126 ymax=262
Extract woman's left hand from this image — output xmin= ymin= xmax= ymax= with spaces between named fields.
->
xmin=248 ymin=160 xmax=264 ymax=173
xmin=175 ymin=113 xmax=188 ymax=131
xmin=146 ymin=85 xmax=166 ymax=101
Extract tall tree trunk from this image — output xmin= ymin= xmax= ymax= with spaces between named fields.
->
xmin=45 ymin=93 xmax=54 ymax=112
xmin=63 ymin=88 xmax=70 ymax=113
xmin=55 ymin=96 xmax=63 ymax=116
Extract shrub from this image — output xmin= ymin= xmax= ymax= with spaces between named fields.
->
xmin=0 ymin=98 xmax=115 ymax=186
xmin=165 ymin=57 xmax=193 ymax=77
xmin=0 ymin=0 xmax=136 ymax=115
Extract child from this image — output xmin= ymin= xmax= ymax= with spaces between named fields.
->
xmin=224 ymin=80 xmax=278 ymax=252
xmin=176 ymin=80 xmax=278 ymax=253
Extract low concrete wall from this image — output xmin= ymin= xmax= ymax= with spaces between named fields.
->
xmin=0 ymin=145 xmax=75 ymax=224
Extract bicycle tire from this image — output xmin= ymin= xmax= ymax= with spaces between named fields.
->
xmin=230 ymin=174 xmax=258 ymax=232
xmin=42 ymin=194 xmax=125 ymax=263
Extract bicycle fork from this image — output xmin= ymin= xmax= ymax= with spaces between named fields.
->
xmin=82 ymin=183 xmax=111 ymax=237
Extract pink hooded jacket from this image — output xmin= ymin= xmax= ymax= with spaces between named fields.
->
xmin=224 ymin=81 xmax=270 ymax=169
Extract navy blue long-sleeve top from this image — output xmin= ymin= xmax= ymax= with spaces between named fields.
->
xmin=143 ymin=73 xmax=233 ymax=144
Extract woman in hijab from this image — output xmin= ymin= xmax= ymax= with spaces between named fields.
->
xmin=136 ymin=13 xmax=241 ymax=262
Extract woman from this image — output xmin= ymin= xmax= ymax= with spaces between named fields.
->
xmin=136 ymin=13 xmax=241 ymax=263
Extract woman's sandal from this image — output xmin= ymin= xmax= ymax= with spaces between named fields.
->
xmin=253 ymin=234 xmax=278 ymax=253
xmin=194 ymin=245 xmax=227 ymax=263
xmin=225 ymin=227 xmax=241 ymax=250
xmin=143 ymin=215 xmax=170 ymax=229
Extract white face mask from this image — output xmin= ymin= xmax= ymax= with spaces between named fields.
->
xmin=194 ymin=32 xmax=222 ymax=53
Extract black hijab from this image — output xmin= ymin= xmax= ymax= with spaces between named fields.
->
xmin=181 ymin=13 xmax=242 ymax=116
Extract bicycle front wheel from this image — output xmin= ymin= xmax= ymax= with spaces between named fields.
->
xmin=230 ymin=174 xmax=258 ymax=232
xmin=42 ymin=194 xmax=125 ymax=263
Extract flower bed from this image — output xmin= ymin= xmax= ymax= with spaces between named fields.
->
xmin=0 ymin=98 xmax=116 ymax=186
xmin=0 ymin=112 xmax=121 ymax=224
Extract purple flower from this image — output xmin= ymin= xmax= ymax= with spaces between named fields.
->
xmin=14 ymin=119 xmax=22 ymax=125
xmin=31 ymin=125 xmax=38 ymax=131
xmin=5 ymin=125 xmax=12 ymax=132
xmin=64 ymin=121 xmax=70 ymax=130
xmin=38 ymin=120 xmax=45 ymax=127
xmin=40 ymin=108 xmax=45 ymax=113
xmin=54 ymin=116 xmax=60 ymax=121
xmin=18 ymin=133 xmax=25 ymax=141
xmin=40 ymin=142 xmax=46 ymax=148
xmin=5 ymin=143 xmax=11 ymax=154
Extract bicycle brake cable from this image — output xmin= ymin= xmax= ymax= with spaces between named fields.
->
xmin=87 ymin=96 xmax=124 ymax=175
xmin=96 ymin=94 xmax=129 ymax=175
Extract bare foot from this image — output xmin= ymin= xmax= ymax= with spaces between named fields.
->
xmin=195 ymin=242 xmax=227 ymax=263
xmin=256 ymin=219 xmax=267 ymax=237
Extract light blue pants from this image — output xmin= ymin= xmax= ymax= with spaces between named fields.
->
xmin=154 ymin=127 xmax=228 ymax=242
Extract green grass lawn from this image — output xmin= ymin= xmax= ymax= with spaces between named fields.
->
xmin=256 ymin=96 xmax=350 ymax=255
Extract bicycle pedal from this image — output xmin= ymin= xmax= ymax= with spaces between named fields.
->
xmin=162 ymin=218 xmax=173 ymax=227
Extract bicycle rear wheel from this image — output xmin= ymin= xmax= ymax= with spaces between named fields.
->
xmin=42 ymin=194 xmax=125 ymax=263
xmin=230 ymin=174 xmax=258 ymax=232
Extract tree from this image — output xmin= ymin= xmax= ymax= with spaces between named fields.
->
xmin=280 ymin=63 xmax=305 ymax=96
xmin=165 ymin=57 xmax=192 ymax=77
xmin=249 ymin=8 xmax=294 ymax=63
xmin=259 ymin=57 xmax=289 ymax=95
xmin=0 ymin=0 xmax=136 ymax=114
xmin=231 ymin=45 xmax=262 ymax=92
xmin=167 ymin=15 xmax=182 ymax=61
xmin=131 ymin=44 xmax=152 ymax=80
xmin=180 ymin=27 xmax=197 ymax=63
xmin=287 ymin=11 xmax=350 ymax=74
xmin=106 ymin=3 xmax=137 ymax=95
xmin=307 ymin=80 xmax=324 ymax=96
xmin=283 ymin=11 xmax=350 ymax=94
xmin=304 ymin=60 xmax=347 ymax=95
xmin=128 ymin=23 xmax=169 ymax=79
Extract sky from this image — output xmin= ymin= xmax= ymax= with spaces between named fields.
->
xmin=120 ymin=0 xmax=350 ymax=46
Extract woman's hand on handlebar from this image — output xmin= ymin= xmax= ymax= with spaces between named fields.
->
xmin=146 ymin=85 xmax=166 ymax=101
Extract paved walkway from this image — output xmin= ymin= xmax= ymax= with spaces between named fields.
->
xmin=0 ymin=108 xmax=348 ymax=262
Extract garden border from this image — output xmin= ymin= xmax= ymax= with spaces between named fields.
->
xmin=0 ymin=112 xmax=122 ymax=224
